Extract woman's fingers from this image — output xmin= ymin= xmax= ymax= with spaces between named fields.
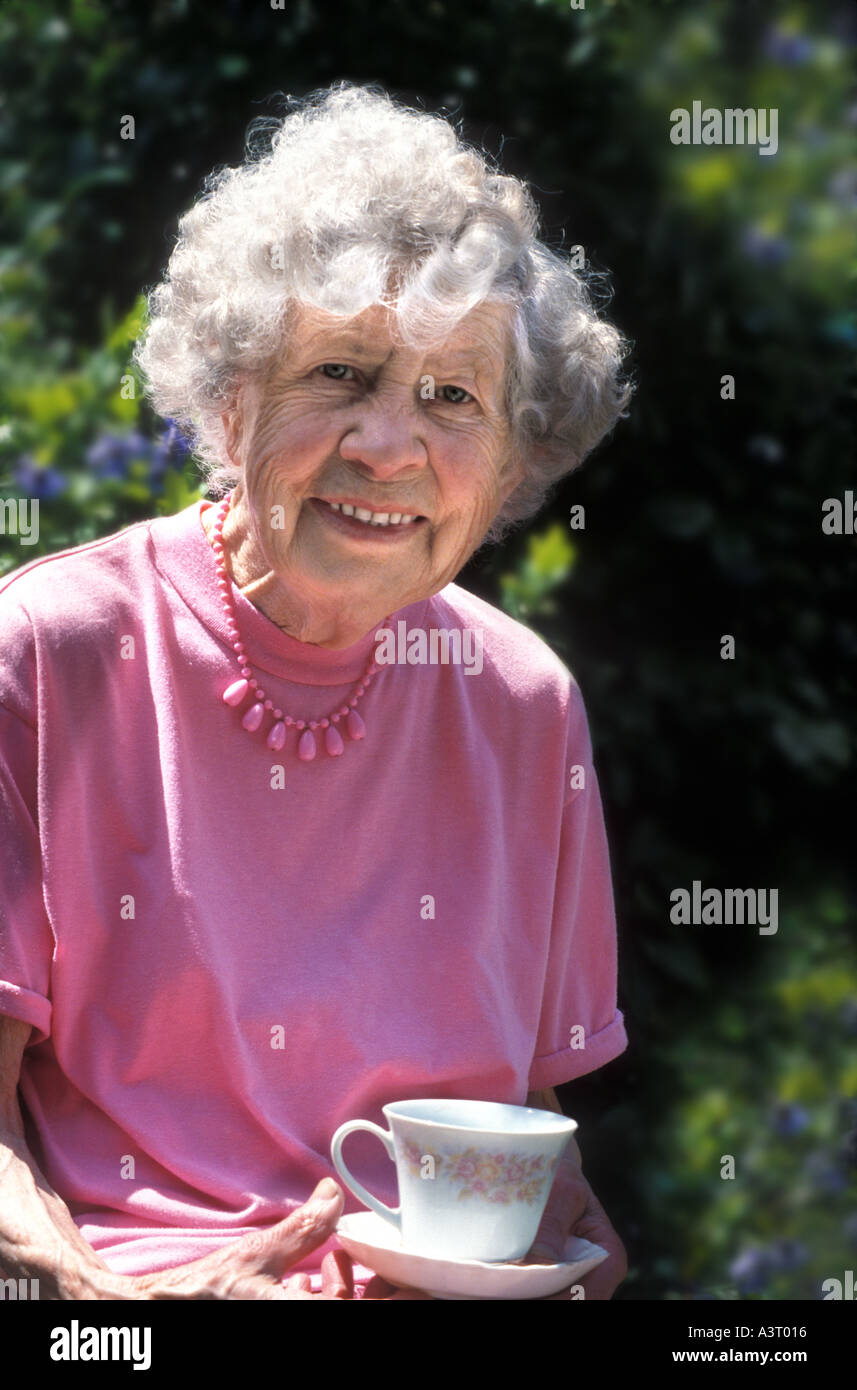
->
xmin=527 ymin=1163 xmax=589 ymax=1261
xmin=361 ymin=1274 xmax=435 ymax=1300
xmin=281 ymin=1274 xmax=315 ymax=1299
xmin=319 ymin=1248 xmax=354 ymax=1299
xmin=237 ymin=1178 xmax=344 ymax=1281
xmin=284 ymin=1273 xmax=313 ymax=1295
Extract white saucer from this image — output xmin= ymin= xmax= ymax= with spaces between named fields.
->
xmin=335 ymin=1211 xmax=608 ymax=1300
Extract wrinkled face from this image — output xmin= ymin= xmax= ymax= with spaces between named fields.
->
xmin=224 ymin=299 xmax=523 ymax=628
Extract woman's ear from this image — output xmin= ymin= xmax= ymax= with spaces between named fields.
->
xmin=497 ymin=447 xmax=527 ymax=506
xmin=220 ymin=401 xmax=244 ymax=467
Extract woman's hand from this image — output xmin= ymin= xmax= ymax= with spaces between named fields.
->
xmin=139 ymin=1179 xmax=346 ymax=1300
xmin=282 ymin=1247 xmax=435 ymax=1300
xmin=525 ymin=1154 xmax=628 ymax=1300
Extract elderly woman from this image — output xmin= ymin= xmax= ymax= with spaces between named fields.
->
xmin=0 ymin=84 xmax=631 ymax=1300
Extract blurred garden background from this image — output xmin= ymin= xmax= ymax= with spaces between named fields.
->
xmin=1 ymin=0 xmax=854 ymax=1298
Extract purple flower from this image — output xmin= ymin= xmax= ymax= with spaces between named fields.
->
xmin=762 ymin=29 xmax=814 ymax=66
xmin=805 ymin=1151 xmax=848 ymax=1195
xmin=86 ymin=431 xmax=152 ymax=480
xmin=148 ymin=420 xmax=192 ymax=491
xmin=12 ymin=454 xmax=67 ymax=499
xmin=772 ymin=1102 xmax=809 ymax=1137
xmin=829 ymin=168 xmax=857 ymax=210
xmin=740 ymin=226 xmax=792 ymax=266
xmin=729 ymin=1247 xmax=773 ymax=1293
xmin=768 ymin=1238 xmax=808 ymax=1273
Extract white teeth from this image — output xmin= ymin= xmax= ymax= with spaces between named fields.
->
xmin=322 ymin=500 xmax=420 ymax=526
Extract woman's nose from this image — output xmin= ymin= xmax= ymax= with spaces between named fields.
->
xmin=337 ymin=397 xmax=428 ymax=475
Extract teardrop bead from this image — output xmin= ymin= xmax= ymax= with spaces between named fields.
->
xmin=241 ymin=703 xmax=265 ymax=732
xmin=325 ymin=724 xmax=344 ymax=757
xmin=347 ymin=708 xmax=366 ymax=741
xmin=266 ymin=721 xmax=286 ymax=751
xmin=223 ymin=678 xmax=249 ymax=707
xmin=298 ymin=729 xmax=317 ymax=761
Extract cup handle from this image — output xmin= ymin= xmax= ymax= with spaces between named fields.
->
xmin=330 ymin=1119 xmax=401 ymax=1235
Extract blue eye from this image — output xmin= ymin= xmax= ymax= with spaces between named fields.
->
xmin=440 ymin=385 xmax=473 ymax=404
xmin=319 ymin=363 xmax=354 ymax=379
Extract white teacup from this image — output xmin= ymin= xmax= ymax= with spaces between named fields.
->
xmin=330 ymin=1098 xmax=577 ymax=1262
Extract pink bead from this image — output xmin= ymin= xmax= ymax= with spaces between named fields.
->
xmin=284 ymin=715 xmax=294 ymax=726
xmin=298 ymin=729 xmax=317 ymax=761
xmin=325 ymin=725 xmax=344 ymax=756
xmin=331 ymin=713 xmax=340 ymax=723
xmin=241 ymin=702 xmax=265 ymax=732
xmin=264 ymin=700 xmax=273 ymax=710
xmin=223 ymin=678 xmax=249 ymax=706
xmin=266 ymin=721 xmax=286 ymax=751
xmin=340 ymin=706 xmax=350 ymax=716
xmin=355 ymin=685 xmax=365 ymax=697
xmin=249 ymin=678 xmax=258 ymax=689
xmin=309 ymin=720 xmax=318 ymax=731
xmin=347 ymin=708 xmax=366 ymax=741
xmin=320 ymin=718 xmax=329 ymax=728
xmin=274 ymin=708 xmax=283 ymax=720
xmin=296 ymin=720 xmax=306 ymax=731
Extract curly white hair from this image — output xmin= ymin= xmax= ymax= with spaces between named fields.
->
xmin=134 ymin=82 xmax=632 ymax=541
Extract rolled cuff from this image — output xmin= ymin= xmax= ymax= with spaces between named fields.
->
xmin=0 ymin=980 xmax=51 ymax=1046
xmin=528 ymin=1009 xmax=627 ymax=1091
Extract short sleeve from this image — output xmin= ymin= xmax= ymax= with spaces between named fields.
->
xmin=527 ymin=687 xmax=627 ymax=1090
xmin=0 ymin=589 xmax=54 ymax=1044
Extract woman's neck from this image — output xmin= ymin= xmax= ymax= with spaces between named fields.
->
xmin=200 ymin=500 xmax=387 ymax=650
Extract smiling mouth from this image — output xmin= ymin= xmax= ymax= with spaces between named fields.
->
xmin=313 ymin=498 xmax=427 ymax=530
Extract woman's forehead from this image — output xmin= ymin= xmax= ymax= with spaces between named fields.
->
xmin=284 ymin=299 xmax=512 ymax=370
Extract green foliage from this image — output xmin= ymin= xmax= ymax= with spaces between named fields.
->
xmin=643 ymin=891 xmax=857 ymax=1299
xmin=499 ymin=524 xmax=576 ymax=623
xmin=0 ymin=290 xmax=205 ymax=573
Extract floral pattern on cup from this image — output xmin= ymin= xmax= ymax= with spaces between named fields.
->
xmin=401 ymin=1138 xmax=558 ymax=1204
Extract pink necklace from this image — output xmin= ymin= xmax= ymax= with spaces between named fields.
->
xmin=208 ymin=491 xmax=390 ymax=761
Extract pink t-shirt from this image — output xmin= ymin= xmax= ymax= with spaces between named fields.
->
xmin=0 ymin=498 xmax=627 ymax=1293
